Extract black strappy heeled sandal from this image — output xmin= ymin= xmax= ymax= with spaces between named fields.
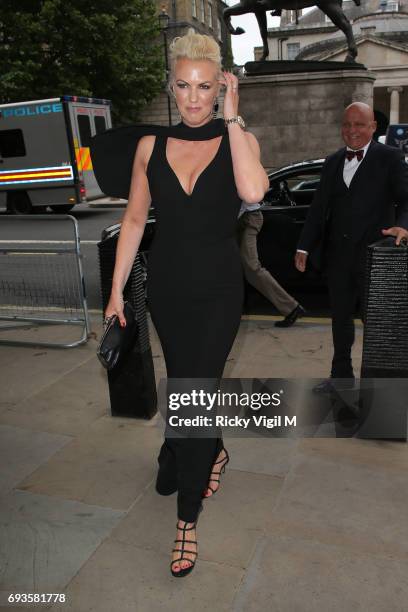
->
xmin=204 ymin=448 xmax=230 ymax=498
xmin=171 ymin=520 xmax=198 ymax=578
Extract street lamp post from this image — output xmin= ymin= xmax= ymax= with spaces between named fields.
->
xmin=158 ymin=8 xmax=172 ymax=126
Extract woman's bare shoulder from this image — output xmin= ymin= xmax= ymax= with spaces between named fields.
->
xmin=135 ymin=135 xmax=156 ymax=169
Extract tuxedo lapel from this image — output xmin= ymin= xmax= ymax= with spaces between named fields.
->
xmin=348 ymin=141 xmax=378 ymax=190
xmin=327 ymin=147 xmax=347 ymax=189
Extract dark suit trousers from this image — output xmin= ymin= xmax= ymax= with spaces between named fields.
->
xmin=325 ymin=241 xmax=366 ymax=377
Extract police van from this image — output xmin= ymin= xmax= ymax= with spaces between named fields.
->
xmin=0 ymin=96 xmax=111 ymax=213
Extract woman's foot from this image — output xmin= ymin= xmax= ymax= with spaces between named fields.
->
xmin=203 ymin=448 xmax=229 ymax=498
xmin=171 ymin=520 xmax=198 ymax=577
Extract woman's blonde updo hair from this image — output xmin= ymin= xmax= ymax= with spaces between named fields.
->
xmin=168 ymin=28 xmax=222 ymax=83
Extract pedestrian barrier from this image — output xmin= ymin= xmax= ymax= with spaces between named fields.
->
xmin=0 ymin=215 xmax=90 ymax=348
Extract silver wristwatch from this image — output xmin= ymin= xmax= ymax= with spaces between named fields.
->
xmin=225 ymin=115 xmax=246 ymax=130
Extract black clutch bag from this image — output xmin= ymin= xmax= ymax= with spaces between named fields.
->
xmin=97 ymin=301 xmax=139 ymax=370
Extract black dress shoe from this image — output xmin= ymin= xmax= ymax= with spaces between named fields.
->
xmin=313 ymin=379 xmax=335 ymax=395
xmin=275 ymin=305 xmax=305 ymax=328
xmin=313 ymin=377 xmax=355 ymax=395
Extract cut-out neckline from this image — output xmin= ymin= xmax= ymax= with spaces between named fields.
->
xmin=165 ymin=135 xmax=224 ymax=198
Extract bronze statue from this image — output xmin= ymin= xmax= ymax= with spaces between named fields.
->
xmin=223 ymin=0 xmax=361 ymax=63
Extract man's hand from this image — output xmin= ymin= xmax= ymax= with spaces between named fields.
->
xmin=382 ymin=226 xmax=408 ymax=246
xmin=295 ymin=251 xmax=308 ymax=272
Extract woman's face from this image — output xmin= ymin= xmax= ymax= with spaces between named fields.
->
xmin=171 ymin=57 xmax=220 ymax=127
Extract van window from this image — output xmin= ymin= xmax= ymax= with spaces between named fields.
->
xmin=77 ymin=114 xmax=92 ymax=147
xmin=0 ymin=129 xmax=26 ymax=157
xmin=94 ymin=115 xmax=107 ymax=134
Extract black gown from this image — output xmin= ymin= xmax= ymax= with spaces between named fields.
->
xmin=146 ymin=119 xmax=244 ymax=522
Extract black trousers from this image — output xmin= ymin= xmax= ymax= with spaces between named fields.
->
xmin=156 ymin=436 xmax=223 ymax=523
xmin=325 ymin=242 xmax=367 ymax=378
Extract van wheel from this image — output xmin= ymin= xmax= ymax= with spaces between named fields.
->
xmin=50 ymin=205 xmax=75 ymax=213
xmin=9 ymin=192 xmax=33 ymax=214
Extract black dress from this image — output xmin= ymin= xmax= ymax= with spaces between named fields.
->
xmin=146 ymin=119 xmax=244 ymax=522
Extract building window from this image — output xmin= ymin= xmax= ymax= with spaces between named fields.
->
xmin=217 ymin=17 xmax=222 ymax=41
xmin=385 ymin=0 xmax=399 ymax=10
xmin=200 ymin=0 xmax=205 ymax=22
xmin=287 ymin=42 xmax=300 ymax=60
xmin=208 ymin=1 xmax=213 ymax=28
xmin=191 ymin=0 xmax=197 ymax=18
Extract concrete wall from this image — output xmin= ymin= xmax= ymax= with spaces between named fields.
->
xmin=238 ymin=69 xmax=376 ymax=170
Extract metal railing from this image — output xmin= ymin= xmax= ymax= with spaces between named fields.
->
xmin=0 ymin=215 xmax=90 ymax=348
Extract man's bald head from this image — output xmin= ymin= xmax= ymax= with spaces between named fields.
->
xmin=341 ymin=103 xmax=377 ymax=150
xmin=344 ymin=102 xmax=375 ymax=122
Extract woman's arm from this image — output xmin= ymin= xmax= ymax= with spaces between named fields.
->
xmin=105 ymin=135 xmax=154 ymax=325
xmin=227 ymin=124 xmax=269 ymax=203
xmin=221 ymin=70 xmax=269 ymax=204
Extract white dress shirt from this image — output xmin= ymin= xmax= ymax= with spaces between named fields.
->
xmin=343 ymin=140 xmax=371 ymax=188
xmin=297 ymin=141 xmax=372 ymax=255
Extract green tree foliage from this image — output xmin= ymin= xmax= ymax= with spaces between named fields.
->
xmin=0 ymin=0 xmax=164 ymax=123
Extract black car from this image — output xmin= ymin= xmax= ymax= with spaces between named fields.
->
xmin=255 ymin=159 xmax=325 ymax=289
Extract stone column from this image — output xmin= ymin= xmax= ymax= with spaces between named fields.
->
xmin=388 ymin=86 xmax=403 ymax=124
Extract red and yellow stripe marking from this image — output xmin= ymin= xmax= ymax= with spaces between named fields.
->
xmin=75 ymin=147 xmax=93 ymax=171
xmin=0 ymin=166 xmax=73 ymax=185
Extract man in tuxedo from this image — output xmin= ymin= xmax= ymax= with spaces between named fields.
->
xmin=295 ymin=102 xmax=408 ymax=387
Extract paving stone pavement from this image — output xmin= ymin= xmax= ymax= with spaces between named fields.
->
xmin=1 ymin=314 xmax=406 ymax=611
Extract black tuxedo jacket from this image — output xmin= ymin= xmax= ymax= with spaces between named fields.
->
xmin=297 ymin=141 xmax=408 ymax=270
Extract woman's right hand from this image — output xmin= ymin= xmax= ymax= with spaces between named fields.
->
xmin=104 ymin=291 xmax=126 ymax=327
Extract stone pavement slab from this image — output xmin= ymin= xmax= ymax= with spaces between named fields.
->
xmin=0 ymin=424 xmax=70 ymax=493
xmin=0 ymin=490 xmax=124 ymax=604
xmin=226 ymin=320 xmax=363 ymax=378
xmin=232 ymin=534 xmax=408 ymax=612
xmin=111 ymin=470 xmax=283 ymax=569
xmin=48 ymin=539 xmax=243 ymax=612
xmin=225 ymin=437 xmax=298 ymax=478
xmin=0 ymin=352 xmax=108 ymax=436
xmin=270 ymin=438 xmax=408 ymax=560
xmin=0 ymin=344 xmax=94 ymax=406
xmin=16 ymin=416 xmax=163 ymax=510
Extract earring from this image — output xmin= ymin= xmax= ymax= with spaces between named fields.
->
xmin=212 ymin=98 xmax=219 ymax=119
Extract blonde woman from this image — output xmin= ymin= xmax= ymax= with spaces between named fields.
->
xmin=103 ymin=29 xmax=268 ymax=577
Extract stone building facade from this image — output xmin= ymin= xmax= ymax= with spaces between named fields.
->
xmin=139 ymin=0 xmax=230 ymax=124
xmin=254 ymin=0 xmax=408 ymax=131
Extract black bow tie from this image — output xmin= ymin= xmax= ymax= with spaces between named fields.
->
xmin=346 ymin=149 xmax=364 ymax=162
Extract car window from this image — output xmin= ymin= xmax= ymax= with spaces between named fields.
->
xmin=264 ymin=168 xmax=322 ymax=207
xmin=287 ymin=172 xmax=321 ymax=191
xmin=0 ymin=129 xmax=26 ymax=157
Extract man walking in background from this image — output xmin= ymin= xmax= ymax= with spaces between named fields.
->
xmin=239 ymin=202 xmax=305 ymax=327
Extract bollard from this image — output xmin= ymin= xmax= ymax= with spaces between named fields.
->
xmin=98 ymin=225 xmax=157 ymax=419
xmin=358 ymin=237 xmax=408 ymax=439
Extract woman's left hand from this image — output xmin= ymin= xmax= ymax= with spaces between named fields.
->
xmin=219 ymin=70 xmax=239 ymax=121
